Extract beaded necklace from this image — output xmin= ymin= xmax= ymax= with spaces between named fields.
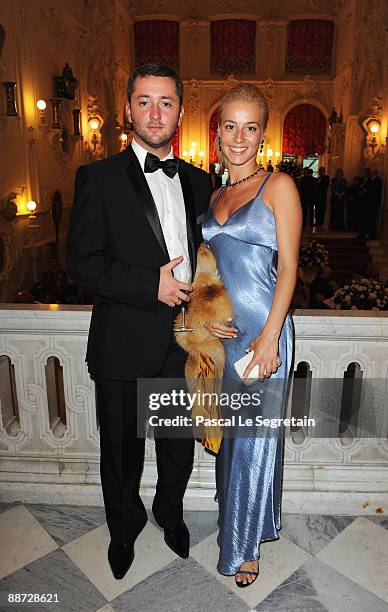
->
xmin=227 ymin=167 xmax=261 ymax=188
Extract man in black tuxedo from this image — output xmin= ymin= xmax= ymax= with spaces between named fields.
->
xmin=67 ymin=64 xmax=212 ymax=579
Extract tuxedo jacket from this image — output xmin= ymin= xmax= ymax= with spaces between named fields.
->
xmin=66 ymin=146 xmax=212 ymax=380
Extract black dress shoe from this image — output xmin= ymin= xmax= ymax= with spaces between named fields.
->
xmin=164 ymin=521 xmax=190 ymax=558
xmin=108 ymin=540 xmax=135 ymax=580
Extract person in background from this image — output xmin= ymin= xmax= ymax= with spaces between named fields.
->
xmin=329 ymin=169 xmax=347 ymax=230
xmin=346 ymin=176 xmax=362 ymax=231
xmin=358 ymin=168 xmax=383 ymax=239
xmin=315 ymin=166 xmax=330 ymax=228
xmin=299 ymin=167 xmax=317 ymax=228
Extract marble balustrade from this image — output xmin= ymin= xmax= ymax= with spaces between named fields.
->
xmin=0 ymin=305 xmax=387 ymax=515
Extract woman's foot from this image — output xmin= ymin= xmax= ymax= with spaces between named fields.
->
xmin=235 ymin=559 xmax=259 ymax=587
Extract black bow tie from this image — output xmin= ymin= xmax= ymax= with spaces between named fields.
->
xmin=144 ymin=152 xmax=179 ymax=178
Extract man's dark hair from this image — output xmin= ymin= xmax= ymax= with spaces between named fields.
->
xmin=127 ymin=64 xmax=183 ymax=107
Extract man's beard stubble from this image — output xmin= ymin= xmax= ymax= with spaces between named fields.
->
xmin=131 ymin=119 xmax=178 ymax=150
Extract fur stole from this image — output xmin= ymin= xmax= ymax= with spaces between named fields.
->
xmin=174 ymin=243 xmax=234 ymax=453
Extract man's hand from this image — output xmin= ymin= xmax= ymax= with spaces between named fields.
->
xmin=158 ymin=256 xmax=193 ymax=307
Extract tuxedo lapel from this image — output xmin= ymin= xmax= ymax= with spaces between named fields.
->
xmin=178 ymin=163 xmax=196 ymax=277
xmin=125 ymin=147 xmax=169 ymax=261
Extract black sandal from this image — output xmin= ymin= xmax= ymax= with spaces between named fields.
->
xmin=235 ymin=568 xmax=259 ymax=588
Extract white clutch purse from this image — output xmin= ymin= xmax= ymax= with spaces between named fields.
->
xmin=233 ymin=351 xmax=281 ymax=386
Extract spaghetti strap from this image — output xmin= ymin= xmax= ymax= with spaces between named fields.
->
xmin=257 ymin=173 xmax=272 ymax=198
xmin=210 ymin=185 xmax=226 ymax=209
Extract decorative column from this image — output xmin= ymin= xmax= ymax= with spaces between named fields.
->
xmin=256 ymin=20 xmax=287 ymax=80
xmin=180 ymin=20 xmax=209 ymax=80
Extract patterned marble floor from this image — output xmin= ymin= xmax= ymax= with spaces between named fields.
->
xmin=0 ymin=502 xmax=388 ymax=611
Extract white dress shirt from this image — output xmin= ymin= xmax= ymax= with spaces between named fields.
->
xmin=131 ymin=138 xmax=191 ymax=282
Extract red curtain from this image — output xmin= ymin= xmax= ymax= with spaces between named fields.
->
xmin=282 ymin=104 xmax=326 ymax=155
xmin=211 ymin=20 xmax=256 ymax=75
xmin=209 ymin=108 xmax=220 ymax=166
xmin=286 ymin=20 xmax=334 ymax=74
xmin=134 ymin=21 xmax=179 ymax=70
xmin=172 ymin=127 xmax=179 ymax=157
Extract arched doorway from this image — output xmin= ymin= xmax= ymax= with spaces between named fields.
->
xmin=282 ymin=104 xmax=326 ymax=174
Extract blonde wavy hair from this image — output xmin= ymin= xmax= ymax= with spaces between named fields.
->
xmin=215 ymin=83 xmax=269 ymax=172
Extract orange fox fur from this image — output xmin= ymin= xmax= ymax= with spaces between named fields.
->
xmin=174 ymin=243 xmax=233 ymax=453
xmin=174 ymin=243 xmax=234 ymax=381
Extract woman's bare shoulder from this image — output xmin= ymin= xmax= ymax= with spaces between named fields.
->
xmin=268 ymin=171 xmax=297 ymax=189
xmin=267 ymin=172 xmax=301 ymax=213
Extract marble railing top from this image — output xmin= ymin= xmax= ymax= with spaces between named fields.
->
xmin=0 ymin=304 xmax=387 ymax=317
xmin=0 ymin=304 xmax=92 ymax=312
xmin=0 ymin=305 xmax=387 ymax=338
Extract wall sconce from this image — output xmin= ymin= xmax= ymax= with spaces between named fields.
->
xmin=36 ymin=99 xmax=46 ymax=111
xmin=367 ymin=120 xmax=380 ymax=155
xmin=86 ymin=115 xmax=103 ymax=158
xmin=89 ymin=117 xmax=101 ymax=151
xmin=26 ymin=200 xmax=39 ymax=229
xmin=27 ymin=200 xmax=37 ymax=218
xmin=90 ymin=117 xmax=100 ymax=131
xmin=367 ymin=119 xmax=380 ymax=135
xmin=266 ymin=147 xmax=273 ymax=161
xmin=182 ymin=150 xmax=188 ymax=161
xmin=36 ymin=99 xmax=48 ymax=128
xmin=275 ymin=151 xmax=280 ymax=161
xmin=119 ymin=132 xmax=128 ymax=151
xmin=362 ymin=117 xmax=385 ymax=162
xmin=189 ymin=141 xmax=197 ymax=164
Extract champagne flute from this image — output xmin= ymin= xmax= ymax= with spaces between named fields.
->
xmin=173 ymin=259 xmax=193 ymax=333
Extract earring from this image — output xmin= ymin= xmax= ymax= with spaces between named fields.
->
xmin=218 ymin=135 xmax=222 ymax=150
xmin=259 ymin=139 xmax=264 ymax=154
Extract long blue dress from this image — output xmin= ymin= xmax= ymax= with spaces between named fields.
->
xmin=202 ymin=173 xmax=294 ymax=575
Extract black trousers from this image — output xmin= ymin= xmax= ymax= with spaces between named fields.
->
xmin=95 ymin=329 xmax=194 ymax=545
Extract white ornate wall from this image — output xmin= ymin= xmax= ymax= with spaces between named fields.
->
xmin=0 ymin=306 xmax=387 ymax=515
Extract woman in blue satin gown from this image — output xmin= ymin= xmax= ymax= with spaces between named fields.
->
xmin=203 ymin=84 xmax=302 ymax=587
